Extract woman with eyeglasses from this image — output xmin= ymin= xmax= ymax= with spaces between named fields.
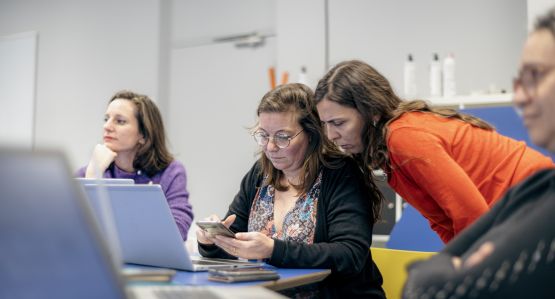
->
xmin=196 ymin=83 xmax=385 ymax=298
xmin=403 ymin=8 xmax=555 ymax=298
xmin=314 ymin=60 xmax=554 ymax=243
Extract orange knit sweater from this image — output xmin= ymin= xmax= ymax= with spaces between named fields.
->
xmin=386 ymin=112 xmax=554 ymax=243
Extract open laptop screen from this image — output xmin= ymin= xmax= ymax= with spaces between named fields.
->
xmin=0 ymin=149 xmax=126 ymax=299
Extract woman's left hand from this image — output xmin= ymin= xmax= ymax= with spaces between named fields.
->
xmin=214 ymin=232 xmax=274 ymax=260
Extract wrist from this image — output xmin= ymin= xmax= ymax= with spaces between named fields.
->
xmin=197 ymin=239 xmax=214 ymax=246
xmin=266 ymin=238 xmax=275 ymax=259
xmin=85 ymin=162 xmax=97 ymax=178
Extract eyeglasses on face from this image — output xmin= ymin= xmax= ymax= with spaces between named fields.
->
xmin=513 ymin=65 xmax=555 ymax=98
xmin=252 ymin=130 xmax=303 ymax=149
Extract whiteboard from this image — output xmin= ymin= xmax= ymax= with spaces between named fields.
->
xmin=0 ymin=31 xmax=37 ymax=148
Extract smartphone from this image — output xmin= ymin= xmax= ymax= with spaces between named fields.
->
xmin=122 ymin=267 xmax=176 ymax=282
xmin=208 ymin=267 xmax=279 ymax=283
xmin=209 ymin=267 xmax=274 ymax=276
xmin=196 ymin=221 xmax=236 ymax=238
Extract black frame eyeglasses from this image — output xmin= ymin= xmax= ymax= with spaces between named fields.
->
xmin=252 ymin=130 xmax=303 ymax=149
xmin=513 ymin=65 xmax=555 ymax=98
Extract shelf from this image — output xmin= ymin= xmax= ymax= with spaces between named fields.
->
xmin=428 ymin=93 xmax=513 ymax=108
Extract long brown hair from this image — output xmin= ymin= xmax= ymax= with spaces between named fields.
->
xmin=390 ymin=100 xmax=493 ymax=133
xmin=256 ymin=83 xmax=344 ymax=195
xmin=109 ymin=90 xmax=173 ymax=177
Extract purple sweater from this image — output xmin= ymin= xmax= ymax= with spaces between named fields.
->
xmin=76 ymin=160 xmax=193 ymax=240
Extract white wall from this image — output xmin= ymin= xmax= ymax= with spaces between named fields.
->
xmin=0 ymin=31 xmax=37 ymax=148
xmin=0 ymin=0 xmax=160 ymax=169
xmin=327 ymin=0 xmax=527 ymax=98
xmin=275 ymin=0 xmax=327 ymax=90
xmin=168 ymin=0 xmax=276 ymax=224
xmin=171 ymin=0 xmax=275 ymax=46
xmin=168 ymin=41 xmax=275 ymax=222
xmin=528 ymin=0 xmax=554 ymax=31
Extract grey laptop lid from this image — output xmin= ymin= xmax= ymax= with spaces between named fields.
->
xmin=83 ymin=184 xmax=262 ymax=271
xmin=0 ymin=149 xmax=127 ymax=299
xmin=0 ymin=149 xmax=284 ymax=299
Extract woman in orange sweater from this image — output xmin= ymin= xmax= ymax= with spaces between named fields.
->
xmin=314 ymin=60 xmax=554 ymax=243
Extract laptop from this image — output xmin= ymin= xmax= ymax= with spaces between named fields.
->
xmin=75 ymin=177 xmax=135 ymax=185
xmin=83 ymin=184 xmax=263 ymax=271
xmin=0 ymin=148 xmax=284 ymax=299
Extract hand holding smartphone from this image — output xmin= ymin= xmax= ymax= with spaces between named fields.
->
xmin=196 ymin=221 xmax=236 ymax=238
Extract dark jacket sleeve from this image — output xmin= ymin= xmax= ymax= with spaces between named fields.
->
xmin=403 ymin=170 xmax=555 ymax=299
xmin=402 ymin=187 xmax=512 ymax=298
xmin=268 ymin=159 xmax=374 ymax=276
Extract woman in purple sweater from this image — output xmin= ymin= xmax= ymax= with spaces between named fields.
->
xmin=76 ymin=90 xmax=193 ymax=240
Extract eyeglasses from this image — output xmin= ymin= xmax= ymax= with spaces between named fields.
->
xmin=513 ymin=65 xmax=555 ymax=98
xmin=252 ymin=130 xmax=303 ymax=149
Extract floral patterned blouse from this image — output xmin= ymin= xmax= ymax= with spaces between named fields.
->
xmin=248 ymin=172 xmax=322 ymax=244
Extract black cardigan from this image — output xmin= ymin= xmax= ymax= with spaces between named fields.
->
xmin=199 ymin=158 xmax=385 ymax=298
xmin=403 ymin=168 xmax=555 ymax=299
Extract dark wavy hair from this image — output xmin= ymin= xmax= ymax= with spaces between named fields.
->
xmin=535 ymin=6 xmax=555 ymax=37
xmin=109 ymin=90 xmax=173 ymax=177
xmin=256 ymin=83 xmax=344 ymax=195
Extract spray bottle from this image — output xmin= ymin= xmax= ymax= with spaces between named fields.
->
xmin=404 ymin=54 xmax=417 ymax=98
xmin=430 ymin=53 xmax=442 ymax=97
xmin=442 ymin=53 xmax=456 ymax=97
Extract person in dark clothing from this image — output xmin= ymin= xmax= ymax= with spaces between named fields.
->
xmin=197 ymin=83 xmax=385 ymax=298
xmin=402 ymin=7 xmax=555 ymax=299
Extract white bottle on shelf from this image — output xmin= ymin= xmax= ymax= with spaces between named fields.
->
xmin=429 ymin=53 xmax=442 ymax=97
xmin=403 ymin=54 xmax=417 ymax=98
xmin=298 ymin=66 xmax=308 ymax=85
xmin=442 ymin=53 xmax=456 ymax=98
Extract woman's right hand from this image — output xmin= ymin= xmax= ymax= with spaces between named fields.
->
xmin=196 ymin=214 xmax=236 ymax=245
xmin=85 ymin=144 xmax=117 ymax=178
